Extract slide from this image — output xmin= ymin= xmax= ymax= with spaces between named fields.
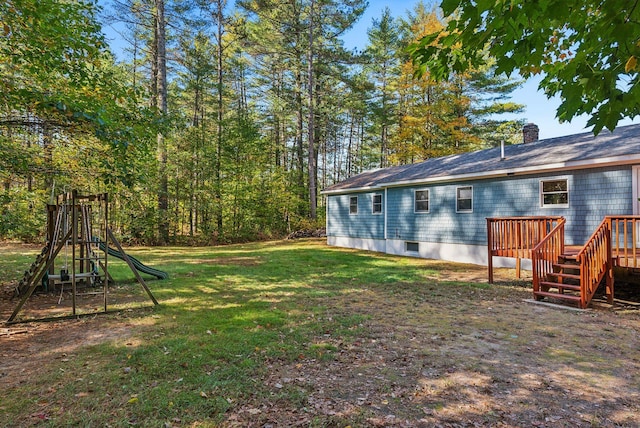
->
xmin=94 ymin=238 xmax=169 ymax=280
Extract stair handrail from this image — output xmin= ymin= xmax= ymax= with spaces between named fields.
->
xmin=531 ymin=218 xmax=566 ymax=297
xmin=575 ymin=218 xmax=613 ymax=308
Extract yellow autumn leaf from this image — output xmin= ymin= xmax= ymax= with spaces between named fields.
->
xmin=625 ymin=56 xmax=637 ymax=72
xmin=127 ymin=396 xmax=139 ymax=404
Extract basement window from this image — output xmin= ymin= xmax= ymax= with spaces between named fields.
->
xmin=541 ymin=179 xmax=569 ymax=208
xmin=405 ymin=241 xmax=419 ymax=253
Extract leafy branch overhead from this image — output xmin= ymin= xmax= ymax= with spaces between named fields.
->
xmin=408 ymin=0 xmax=640 ymax=134
xmin=0 ymin=0 xmax=156 ymax=148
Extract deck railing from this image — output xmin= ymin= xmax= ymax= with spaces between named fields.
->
xmin=576 ymin=218 xmax=613 ymax=308
xmin=531 ymin=218 xmax=566 ymax=295
xmin=608 ymin=216 xmax=640 ymax=268
xmin=487 ymin=216 xmax=564 ymax=283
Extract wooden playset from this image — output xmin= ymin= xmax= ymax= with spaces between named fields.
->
xmin=8 ymin=191 xmax=166 ymax=323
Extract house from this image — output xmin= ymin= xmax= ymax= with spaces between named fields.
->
xmin=322 ymin=123 xmax=640 ymax=268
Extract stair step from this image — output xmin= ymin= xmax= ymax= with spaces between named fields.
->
xmin=548 ymin=272 xmax=581 ymax=281
xmin=534 ymin=291 xmax=582 ymax=302
xmin=554 ymin=263 xmax=581 ymax=270
xmin=540 ymin=281 xmax=581 ymax=291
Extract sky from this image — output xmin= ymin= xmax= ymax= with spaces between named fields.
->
xmin=345 ymin=0 xmax=637 ymax=140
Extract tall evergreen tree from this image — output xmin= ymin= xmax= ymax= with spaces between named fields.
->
xmin=363 ymin=7 xmax=401 ymax=168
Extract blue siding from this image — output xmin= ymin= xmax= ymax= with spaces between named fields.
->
xmin=329 ymin=166 xmax=633 ymax=246
xmin=327 ymin=192 xmax=385 ymax=239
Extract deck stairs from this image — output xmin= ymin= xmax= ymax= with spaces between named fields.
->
xmin=535 ymin=249 xmax=585 ymax=306
xmin=531 ymin=217 xmax=615 ymax=309
xmin=487 ymin=216 xmax=628 ymax=309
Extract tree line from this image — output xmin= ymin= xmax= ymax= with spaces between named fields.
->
xmin=0 ymin=0 xmax=524 ymax=244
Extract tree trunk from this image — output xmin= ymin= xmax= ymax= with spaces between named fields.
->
xmin=307 ymin=0 xmax=317 ymax=220
xmin=156 ymin=0 xmax=169 ymax=244
xmin=295 ymin=70 xmax=306 ymax=214
xmin=215 ymin=0 xmax=225 ymax=237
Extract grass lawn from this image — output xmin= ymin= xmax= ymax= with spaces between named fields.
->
xmin=1 ymin=239 xmax=639 ymax=427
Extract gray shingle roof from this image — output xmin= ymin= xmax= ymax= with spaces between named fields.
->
xmin=322 ymin=124 xmax=640 ymax=194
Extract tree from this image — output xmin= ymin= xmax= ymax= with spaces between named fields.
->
xmin=464 ymin=69 xmax=525 ymax=146
xmin=155 ymin=0 xmax=170 ymax=244
xmin=0 ymin=0 xmax=157 ymax=240
xmin=364 ymin=7 xmax=401 ymax=168
xmin=390 ymin=3 xmax=477 ymax=163
xmin=0 ymin=0 xmax=154 ymax=184
xmin=239 ymin=0 xmax=365 ymax=220
xmin=408 ymin=0 xmax=640 ymax=134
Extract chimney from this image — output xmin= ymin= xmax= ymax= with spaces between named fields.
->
xmin=523 ymin=123 xmax=539 ymax=143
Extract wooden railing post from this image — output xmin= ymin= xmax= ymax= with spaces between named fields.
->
xmin=487 ymin=218 xmax=494 ymax=284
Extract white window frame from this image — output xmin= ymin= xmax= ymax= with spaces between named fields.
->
xmin=540 ymin=178 xmax=569 ymax=208
xmin=372 ymin=193 xmax=383 ymax=215
xmin=349 ymin=196 xmax=358 ymax=215
xmin=456 ymin=186 xmax=473 ymax=213
xmin=414 ymin=189 xmax=430 ymax=213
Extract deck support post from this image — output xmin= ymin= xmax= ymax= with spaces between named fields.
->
xmin=606 ymin=218 xmax=614 ymax=304
xmin=487 ymin=218 xmax=494 ymax=284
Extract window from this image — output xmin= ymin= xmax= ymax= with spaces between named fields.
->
xmin=372 ymin=194 xmax=382 ymax=214
xmin=414 ymin=189 xmax=429 ymax=213
xmin=541 ymin=179 xmax=569 ymax=207
xmin=456 ymin=186 xmax=473 ymax=213
xmin=349 ymin=196 xmax=358 ymax=214
xmin=405 ymin=241 xmax=419 ymax=252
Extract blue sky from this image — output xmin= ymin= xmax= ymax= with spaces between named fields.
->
xmin=346 ymin=0 xmax=638 ymax=140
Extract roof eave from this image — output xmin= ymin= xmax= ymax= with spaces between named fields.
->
xmin=321 ymin=153 xmax=640 ymax=195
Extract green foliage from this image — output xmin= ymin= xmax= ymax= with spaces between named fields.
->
xmin=409 ymin=0 xmax=640 ymax=134
xmin=0 ymin=0 xmax=527 ymax=243
xmin=0 ymin=0 xmax=157 ymax=184
xmin=0 ymin=188 xmax=46 ymax=242
xmin=387 ymin=3 xmax=523 ymax=163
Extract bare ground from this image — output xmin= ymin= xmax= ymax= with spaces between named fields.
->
xmin=224 ymin=282 xmax=640 ymax=427
xmin=2 ymin=250 xmax=640 ymax=427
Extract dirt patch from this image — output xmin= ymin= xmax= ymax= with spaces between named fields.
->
xmin=223 ymin=275 xmax=640 ymax=427
xmin=0 ymin=316 xmax=136 ymax=390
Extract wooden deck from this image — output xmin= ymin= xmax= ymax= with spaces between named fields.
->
xmin=488 ymin=216 xmax=640 ymax=309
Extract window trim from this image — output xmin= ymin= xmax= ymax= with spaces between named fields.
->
xmin=372 ymin=193 xmax=383 ymax=215
xmin=349 ymin=196 xmax=358 ymax=215
xmin=456 ymin=185 xmax=473 ymax=213
xmin=540 ymin=178 xmax=569 ymax=208
xmin=414 ymin=189 xmax=430 ymax=213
